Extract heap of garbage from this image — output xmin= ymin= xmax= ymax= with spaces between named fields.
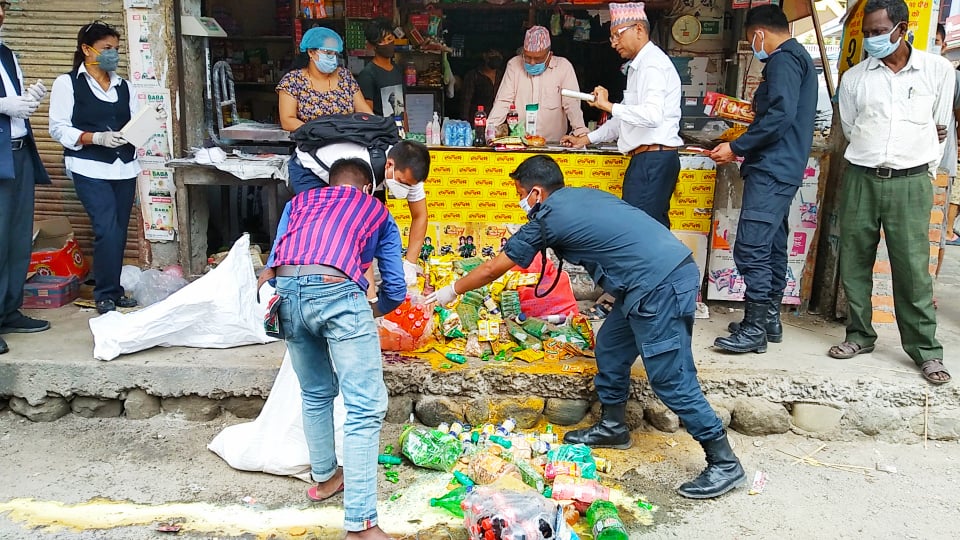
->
xmin=387 ymin=419 xmax=648 ymax=540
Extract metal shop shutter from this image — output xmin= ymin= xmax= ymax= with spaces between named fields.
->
xmin=4 ymin=0 xmax=141 ymax=263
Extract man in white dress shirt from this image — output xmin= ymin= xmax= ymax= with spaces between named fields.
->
xmin=0 ymin=1 xmax=52 ymax=354
xmin=831 ymin=0 xmax=952 ymax=385
xmin=561 ymin=1 xmax=683 ymax=230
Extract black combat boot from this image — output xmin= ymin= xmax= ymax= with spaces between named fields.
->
xmin=677 ymin=432 xmax=746 ymax=499
xmin=562 ymin=403 xmax=632 ymax=449
xmin=715 ymin=301 xmax=768 ymax=353
xmin=727 ymin=294 xmax=783 ymax=343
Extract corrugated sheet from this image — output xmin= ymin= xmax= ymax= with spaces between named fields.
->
xmin=4 ymin=0 xmax=141 ymax=261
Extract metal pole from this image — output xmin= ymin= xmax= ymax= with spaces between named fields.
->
xmin=810 ymin=0 xmax=836 ymax=97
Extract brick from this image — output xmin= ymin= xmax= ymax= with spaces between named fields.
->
xmin=935 ymin=193 xmax=947 ymax=206
xmin=873 ymin=260 xmax=892 ymax=274
xmin=930 ymin=210 xmax=945 ymax=224
xmin=871 ymin=295 xmax=895 ymax=308
xmin=930 ymin=229 xmax=942 ymax=243
xmin=873 ymin=309 xmax=897 ymax=324
xmin=929 ymin=263 xmax=938 ymax=275
xmin=931 ymin=246 xmax=940 ymax=258
xmin=935 ymin=174 xmax=949 ymax=188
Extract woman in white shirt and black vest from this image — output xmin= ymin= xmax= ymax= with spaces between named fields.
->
xmin=49 ymin=21 xmax=141 ymax=314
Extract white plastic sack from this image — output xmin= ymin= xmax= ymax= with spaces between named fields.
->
xmin=90 ymin=234 xmax=276 ymax=361
xmin=119 ymin=265 xmax=143 ymax=292
xmin=208 ymin=351 xmax=345 ymax=480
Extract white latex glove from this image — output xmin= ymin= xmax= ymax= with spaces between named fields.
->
xmin=0 ymin=96 xmax=39 ymax=119
xmin=427 ymin=284 xmax=458 ymax=307
xmin=92 ymin=131 xmax=127 ymax=148
xmin=25 ymin=80 xmax=46 ymax=102
xmin=402 ymin=259 xmax=420 ymax=287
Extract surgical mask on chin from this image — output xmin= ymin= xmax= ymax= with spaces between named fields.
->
xmin=90 ymin=47 xmax=120 ymax=72
xmin=385 ymin=178 xmax=410 ymax=199
xmin=524 ymin=62 xmax=547 ymax=76
xmin=863 ymin=27 xmax=901 ymax=59
xmin=751 ymin=32 xmax=768 ymax=62
xmin=314 ymin=53 xmax=338 ymax=74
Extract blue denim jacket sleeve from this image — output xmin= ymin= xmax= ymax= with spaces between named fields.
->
xmin=374 ymin=216 xmax=407 ymax=314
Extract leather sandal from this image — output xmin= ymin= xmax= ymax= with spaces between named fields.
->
xmin=828 ymin=341 xmax=875 ymax=359
xmin=920 ymin=359 xmax=951 ymax=385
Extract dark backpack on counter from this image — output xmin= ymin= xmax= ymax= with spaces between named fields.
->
xmin=291 ymin=113 xmax=400 ymax=187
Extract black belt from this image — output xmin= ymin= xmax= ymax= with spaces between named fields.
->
xmin=276 ymin=264 xmax=348 ymax=279
xmin=11 ymin=138 xmax=25 ymax=151
xmin=851 ymin=164 xmax=927 ymax=178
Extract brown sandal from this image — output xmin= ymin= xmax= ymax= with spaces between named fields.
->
xmin=828 ymin=341 xmax=875 ymax=359
xmin=920 ymin=359 xmax=951 ymax=385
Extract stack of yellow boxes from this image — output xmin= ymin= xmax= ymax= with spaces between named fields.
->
xmin=385 ymin=150 xmax=716 ymax=255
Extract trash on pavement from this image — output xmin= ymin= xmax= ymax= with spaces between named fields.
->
xmin=748 ymin=471 xmax=768 ymax=495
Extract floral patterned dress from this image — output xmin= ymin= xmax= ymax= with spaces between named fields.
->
xmin=275 ymin=66 xmax=360 ymax=122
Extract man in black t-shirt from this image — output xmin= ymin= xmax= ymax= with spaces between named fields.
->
xmin=357 ymin=19 xmax=404 ymax=118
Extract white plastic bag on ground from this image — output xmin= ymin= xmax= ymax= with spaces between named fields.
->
xmin=90 ymin=234 xmax=276 ymax=361
xmin=120 ymin=265 xmax=143 ymax=292
xmin=208 ymin=350 xmax=345 ymax=480
xmin=133 ymin=269 xmax=189 ymax=306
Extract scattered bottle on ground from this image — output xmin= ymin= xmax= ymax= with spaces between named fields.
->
xmin=429 ymin=485 xmax=473 ymax=518
xmin=586 ymin=500 xmax=629 ymax=540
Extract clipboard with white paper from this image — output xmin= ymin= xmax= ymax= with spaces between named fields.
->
xmin=120 ymin=104 xmax=164 ymax=149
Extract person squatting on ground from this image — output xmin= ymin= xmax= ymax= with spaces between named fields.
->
xmin=707 ymin=5 xmax=818 ymax=354
xmin=258 ymin=158 xmax=405 ymax=539
xmin=832 ymin=0 xmax=952 ymax=384
xmin=428 ymin=155 xmax=745 ymax=499
xmin=0 ymin=1 xmax=52 ymax=354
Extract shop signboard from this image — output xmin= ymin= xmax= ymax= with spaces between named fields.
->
xmin=838 ymin=0 xmax=868 ymax=78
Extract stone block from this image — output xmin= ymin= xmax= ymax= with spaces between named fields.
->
xmin=644 ymin=402 xmax=680 ymax=433
xmin=71 ymin=397 xmax=123 ymax=418
xmin=161 ymin=395 xmax=221 ymax=421
xmin=625 ymin=401 xmax=647 ymax=430
xmin=221 ymin=396 xmax=266 ymax=419
xmin=466 ymin=397 xmax=545 ymax=429
xmin=844 ymin=403 xmax=901 ymax=436
xmin=9 ymin=396 xmax=70 ymax=422
xmin=124 ymin=389 xmax=161 ymax=420
xmin=911 ymin=413 xmax=960 ymax=441
xmin=385 ymin=394 xmax=416 ymax=424
xmin=791 ymin=403 xmax=844 ymax=433
xmin=415 ymin=396 xmax=464 ymax=427
xmin=730 ymin=398 xmax=791 ymax=436
xmin=543 ymin=398 xmax=590 ymax=426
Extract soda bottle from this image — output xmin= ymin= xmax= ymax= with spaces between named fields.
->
xmin=429 ymin=485 xmax=473 ymax=518
xmin=585 ymin=500 xmax=629 ymax=540
xmin=506 ymin=103 xmax=520 ymax=136
xmin=400 ymin=426 xmax=463 ymax=471
xmin=474 ymin=105 xmax=487 ymax=146
xmin=551 ymin=475 xmax=609 ymax=503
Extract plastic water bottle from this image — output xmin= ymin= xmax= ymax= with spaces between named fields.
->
xmin=431 ymin=112 xmax=442 ymax=145
xmin=473 ymin=105 xmax=487 ymax=146
xmin=425 ymin=121 xmax=433 ymax=145
xmin=585 ymin=500 xmax=629 ymax=540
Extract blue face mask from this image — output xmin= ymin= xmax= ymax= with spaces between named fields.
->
xmin=89 ymin=46 xmax=120 ymax=72
xmin=314 ymin=53 xmax=338 ymax=74
xmin=751 ymin=32 xmax=768 ymax=62
xmin=524 ymin=61 xmax=547 ymax=77
xmin=863 ymin=26 xmax=901 ymax=59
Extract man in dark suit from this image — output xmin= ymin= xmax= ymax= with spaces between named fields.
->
xmin=0 ymin=1 xmax=53 ymax=354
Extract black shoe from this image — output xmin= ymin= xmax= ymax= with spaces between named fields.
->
xmin=96 ymin=299 xmax=117 ymax=314
xmin=677 ymin=432 xmax=746 ymax=499
xmin=0 ymin=336 xmax=8 ymax=354
xmin=0 ymin=312 xmax=51 ymax=333
xmin=562 ymin=403 xmax=632 ymax=449
xmin=715 ymin=301 xmax=768 ymax=353
xmin=115 ymin=296 xmax=138 ymax=309
xmin=727 ymin=295 xmax=783 ymax=343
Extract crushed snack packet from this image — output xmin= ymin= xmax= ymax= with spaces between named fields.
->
xmin=570 ymin=314 xmax=595 ymax=349
xmin=514 ymin=349 xmax=545 ymax=363
xmin=435 ymin=306 xmax=466 ymax=339
xmin=465 ymin=333 xmax=484 ymax=357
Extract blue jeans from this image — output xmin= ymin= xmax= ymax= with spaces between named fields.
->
xmin=594 ymin=260 xmax=723 ymax=442
xmin=72 ymin=173 xmax=137 ymax=302
xmin=733 ymin=172 xmax=798 ymax=303
xmin=276 ymin=275 xmax=388 ymax=532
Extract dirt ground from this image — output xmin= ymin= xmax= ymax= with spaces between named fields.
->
xmin=1 ymin=411 xmax=958 ymax=539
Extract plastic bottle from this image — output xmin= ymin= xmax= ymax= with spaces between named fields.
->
xmin=431 ymin=112 xmax=442 ymax=145
xmin=425 ymin=121 xmax=434 ymax=145
xmin=429 ymin=485 xmax=473 ymax=518
xmin=507 ymin=103 xmax=520 ymax=136
xmin=488 ymin=435 xmax=512 ymax=449
xmin=551 ymin=475 xmax=610 ymax=503
xmin=473 ymin=105 xmax=487 ymax=146
xmin=585 ymin=500 xmax=629 ymax=540
xmin=445 ymin=352 xmax=467 ymax=364
xmin=525 ymin=103 xmax=539 ymax=137
xmin=453 ymin=470 xmax=475 ymax=487
xmin=377 ymin=454 xmax=402 ymax=465
xmin=399 ymin=426 xmax=464 ymax=472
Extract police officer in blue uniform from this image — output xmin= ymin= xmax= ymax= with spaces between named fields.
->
xmin=708 ymin=5 xmax=818 ymax=353
xmin=429 ymin=155 xmax=746 ymax=499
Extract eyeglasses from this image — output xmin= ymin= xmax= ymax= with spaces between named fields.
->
xmin=609 ymin=25 xmax=637 ymax=44
xmin=83 ymin=20 xmax=115 ymax=35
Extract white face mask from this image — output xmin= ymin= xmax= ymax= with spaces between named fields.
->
xmin=385 ymin=178 xmax=410 ymax=199
xmin=519 ymin=190 xmax=540 ymax=215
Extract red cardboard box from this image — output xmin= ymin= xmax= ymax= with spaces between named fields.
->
xmin=22 ymin=275 xmax=80 ymax=309
xmin=29 ymin=218 xmax=90 ymax=280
